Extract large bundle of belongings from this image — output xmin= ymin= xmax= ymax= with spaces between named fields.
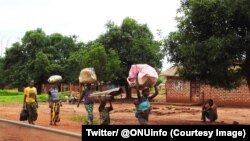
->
xmin=127 ymin=64 xmax=158 ymax=89
xmin=48 ymin=75 xmax=63 ymax=83
xmin=89 ymin=87 xmax=123 ymax=102
xmin=79 ymin=68 xmax=97 ymax=84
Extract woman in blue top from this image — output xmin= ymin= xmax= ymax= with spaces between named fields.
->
xmin=135 ymin=73 xmax=158 ymax=125
xmin=48 ymin=83 xmax=62 ymax=125
xmin=77 ymin=84 xmax=94 ymax=125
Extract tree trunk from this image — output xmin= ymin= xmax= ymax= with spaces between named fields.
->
xmin=246 ymin=47 xmax=250 ymax=91
xmin=18 ymin=86 xmax=24 ymax=92
xmin=57 ymin=83 xmax=61 ymax=92
xmin=0 ymin=84 xmax=5 ymax=89
xmin=37 ymin=83 xmax=42 ymax=94
xmin=125 ymin=83 xmax=132 ymax=99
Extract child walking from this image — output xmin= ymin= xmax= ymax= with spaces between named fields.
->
xmin=98 ymin=96 xmax=113 ymax=125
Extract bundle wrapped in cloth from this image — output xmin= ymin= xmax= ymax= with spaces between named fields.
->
xmin=89 ymin=87 xmax=123 ymax=102
xmin=48 ymin=75 xmax=62 ymax=83
xmin=127 ymin=64 xmax=158 ymax=89
xmin=79 ymin=68 xmax=97 ymax=83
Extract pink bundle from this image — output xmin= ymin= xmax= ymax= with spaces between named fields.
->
xmin=127 ymin=64 xmax=158 ymax=88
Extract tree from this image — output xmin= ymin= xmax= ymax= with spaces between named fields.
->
xmin=4 ymin=42 xmax=29 ymax=91
xmin=21 ymin=28 xmax=50 ymax=93
xmin=65 ymin=42 xmax=121 ymax=85
xmin=98 ymin=17 xmax=163 ymax=98
xmin=164 ymin=0 xmax=250 ymax=90
xmin=46 ymin=33 xmax=79 ymax=84
xmin=33 ymin=51 xmax=51 ymax=93
xmin=4 ymin=29 xmax=79 ymax=93
xmin=0 ymin=57 xmax=5 ymax=89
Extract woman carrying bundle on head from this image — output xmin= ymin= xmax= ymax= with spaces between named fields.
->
xmin=77 ymin=68 xmax=97 ymax=125
xmin=48 ymin=75 xmax=62 ymax=125
xmin=134 ymin=73 xmax=158 ymax=125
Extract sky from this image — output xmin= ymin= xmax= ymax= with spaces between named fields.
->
xmin=0 ymin=0 xmax=180 ymax=71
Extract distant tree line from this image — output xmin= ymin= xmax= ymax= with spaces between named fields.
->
xmin=0 ymin=17 xmax=163 ymax=97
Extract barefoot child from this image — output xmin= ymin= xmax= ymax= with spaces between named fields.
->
xmin=99 ymin=96 xmax=113 ymax=125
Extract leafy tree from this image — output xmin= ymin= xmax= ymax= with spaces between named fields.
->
xmin=0 ymin=57 xmax=5 ymax=89
xmin=4 ymin=29 xmax=78 ymax=93
xmin=65 ymin=42 xmax=121 ymax=85
xmin=3 ymin=42 xmax=29 ymax=91
xmin=46 ymin=33 xmax=79 ymax=84
xmin=98 ymin=17 xmax=163 ymax=98
xmin=33 ymin=51 xmax=51 ymax=93
xmin=164 ymin=0 xmax=250 ymax=90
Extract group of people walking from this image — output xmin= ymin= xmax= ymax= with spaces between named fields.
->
xmin=75 ymin=72 xmax=159 ymax=125
xmin=22 ymin=80 xmax=62 ymax=125
xmin=22 ymin=78 xmax=217 ymax=126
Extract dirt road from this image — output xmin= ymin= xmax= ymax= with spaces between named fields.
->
xmin=1 ymin=98 xmax=250 ymax=135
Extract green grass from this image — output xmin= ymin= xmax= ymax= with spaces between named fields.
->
xmin=0 ymin=90 xmax=24 ymax=103
xmin=37 ymin=94 xmax=49 ymax=102
xmin=71 ymin=114 xmax=100 ymax=125
xmin=0 ymin=90 xmax=72 ymax=104
xmin=0 ymin=91 xmax=49 ymax=103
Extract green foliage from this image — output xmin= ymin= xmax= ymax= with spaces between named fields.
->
xmin=59 ymin=91 xmax=71 ymax=102
xmin=98 ymin=17 xmax=164 ymax=98
xmin=3 ymin=29 xmax=78 ymax=92
xmin=156 ymin=75 xmax=165 ymax=85
xmin=0 ymin=57 xmax=5 ymax=86
xmin=84 ymin=42 xmax=121 ymax=82
xmin=4 ymin=43 xmax=29 ymax=87
xmin=164 ymin=0 xmax=250 ymax=90
xmin=3 ymin=17 xmax=163 ymax=95
xmin=99 ymin=18 xmax=163 ymax=80
xmin=65 ymin=41 xmax=121 ymax=83
xmin=36 ymin=94 xmax=48 ymax=102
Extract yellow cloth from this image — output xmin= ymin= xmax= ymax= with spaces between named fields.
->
xmin=24 ymin=87 xmax=37 ymax=103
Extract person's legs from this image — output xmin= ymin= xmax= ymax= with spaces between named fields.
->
xmin=49 ymin=102 xmax=53 ymax=125
xmin=26 ymin=103 xmax=37 ymax=124
xmin=31 ymin=102 xmax=38 ymax=124
xmin=55 ymin=102 xmax=60 ymax=124
xmin=101 ymin=119 xmax=110 ymax=125
xmin=85 ymin=104 xmax=93 ymax=125
xmin=208 ymin=110 xmax=217 ymax=122
xmin=138 ymin=117 xmax=148 ymax=125
xmin=26 ymin=103 xmax=33 ymax=124
xmin=50 ymin=107 xmax=53 ymax=125
xmin=138 ymin=113 xmax=149 ymax=125
xmin=51 ymin=102 xmax=56 ymax=125
xmin=101 ymin=114 xmax=110 ymax=125
xmin=201 ymin=110 xmax=207 ymax=122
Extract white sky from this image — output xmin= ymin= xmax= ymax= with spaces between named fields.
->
xmin=0 ymin=0 xmax=180 ymax=71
